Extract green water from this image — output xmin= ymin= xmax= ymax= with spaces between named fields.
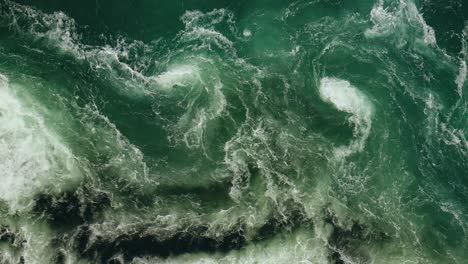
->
xmin=0 ymin=0 xmax=467 ymax=263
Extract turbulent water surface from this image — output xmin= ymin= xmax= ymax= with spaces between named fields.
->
xmin=0 ymin=0 xmax=467 ymax=263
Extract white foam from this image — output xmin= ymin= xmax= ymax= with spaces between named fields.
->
xmin=6 ymin=1 xmax=83 ymax=58
xmin=153 ymin=64 xmax=201 ymax=89
xmin=0 ymin=74 xmax=80 ymax=210
xmin=243 ymin=29 xmax=252 ymax=38
xmin=407 ymin=1 xmax=436 ymax=46
xmin=456 ymin=25 xmax=468 ymax=96
xmin=319 ymin=77 xmax=372 ymax=118
xmin=365 ymin=1 xmax=397 ymax=39
xmin=456 ymin=60 xmax=467 ymax=96
xmin=365 ymin=0 xmax=437 ymax=47
xmin=131 ymin=227 xmax=330 ymax=264
xmin=319 ymin=77 xmax=373 ymax=157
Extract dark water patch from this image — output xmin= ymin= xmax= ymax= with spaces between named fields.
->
xmin=421 ymin=0 xmax=468 ymax=55
xmin=0 ymin=226 xmax=16 ymax=245
xmin=324 ymin=208 xmax=390 ymax=264
xmin=53 ymin=249 xmax=67 ymax=264
xmin=74 ymin=222 xmax=246 ymax=263
xmin=0 ymin=226 xmax=26 ymax=248
xmin=68 ymin=202 xmax=313 ymax=262
xmin=0 ymin=226 xmax=26 ymax=264
xmin=33 ymin=188 xmax=111 ymax=228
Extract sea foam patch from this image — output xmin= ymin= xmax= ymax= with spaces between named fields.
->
xmin=365 ymin=0 xmax=437 ymax=47
xmin=0 ymin=74 xmax=81 ymax=210
xmin=319 ymin=77 xmax=373 ymax=157
xmin=153 ymin=64 xmax=201 ymax=89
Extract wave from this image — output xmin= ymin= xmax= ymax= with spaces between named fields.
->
xmin=1 ymin=0 xmax=155 ymax=94
xmin=365 ymin=0 xmax=437 ymax=48
xmin=0 ymin=0 xmax=467 ymax=263
xmin=0 ymin=74 xmax=82 ymax=211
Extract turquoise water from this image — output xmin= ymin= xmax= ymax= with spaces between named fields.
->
xmin=0 ymin=0 xmax=467 ymax=263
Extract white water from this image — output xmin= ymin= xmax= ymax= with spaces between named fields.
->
xmin=456 ymin=60 xmax=467 ymax=96
xmin=456 ymin=24 xmax=468 ymax=96
xmin=153 ymin=64 xmax=201 ymax=89
xmin=365 ymin=0 xmax=437 ymax=47
xmin=0 ymin=74 xmax=81 ymax=210
xmin=319 ymin=77 xmax=373 ymax=157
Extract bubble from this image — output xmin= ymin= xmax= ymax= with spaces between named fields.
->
xmin=243 ymin=29 xmax=252 ymax=38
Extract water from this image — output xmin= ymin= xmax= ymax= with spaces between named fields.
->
xmin=0 ymin=0 xmax=467 ymax=263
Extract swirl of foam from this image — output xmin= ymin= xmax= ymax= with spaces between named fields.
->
xmin=319 ymin=77 xmax=373 ymax=158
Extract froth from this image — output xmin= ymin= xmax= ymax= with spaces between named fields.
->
xmin=0 ymin=74 xmax=80 ymax=210
xmin=456 ymin=60 xmax=467 ymax=96
xmin=319 ymin=77 xmax=372 ymax=119
xmin=153 ymin=64 xmax=201 ymax=89
xmin=2 ymin=1 xmax=155 ymax=95
xmin=365 ymin=0 xmax=437 ymax=47
xmin=456 ymin=25 xmax=468 ymax=96
xmin=319 ymin=77 xmax=373 ymax=157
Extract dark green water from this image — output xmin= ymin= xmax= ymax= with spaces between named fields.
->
xmin=0 ymin=0 xmax=467 ymax=263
